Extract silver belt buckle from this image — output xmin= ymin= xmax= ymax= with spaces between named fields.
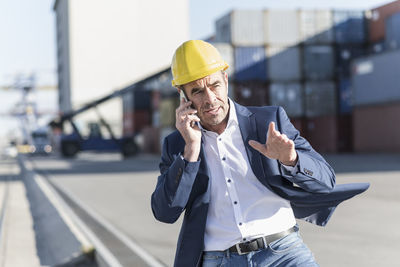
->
xmin=262 ymin=236 xmax=268 ymax=248
xmin=235 ymin=243 xmax=245 ymax=255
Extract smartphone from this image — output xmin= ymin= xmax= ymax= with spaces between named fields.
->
xmin=180 ymin=90 xmax=194 ymax=108
xmin=180 ymin=90 xmax=200 ymax=127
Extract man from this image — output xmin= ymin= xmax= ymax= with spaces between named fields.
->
xmin=151 ymin=40 xmax=369 ymax=267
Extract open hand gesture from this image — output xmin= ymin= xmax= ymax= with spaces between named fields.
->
xmin=249 ymin=122 xmax=298 ymax=166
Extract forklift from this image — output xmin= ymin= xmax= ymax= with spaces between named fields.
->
xmin=49 ymin=87 xmax=139 ymax=158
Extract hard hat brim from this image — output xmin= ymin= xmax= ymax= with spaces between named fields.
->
xmin=172 ymin=62 xmax=229 ymax=87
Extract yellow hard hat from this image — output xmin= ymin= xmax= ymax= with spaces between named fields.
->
xmin=171 ymin=40 xmax=229 ymax=86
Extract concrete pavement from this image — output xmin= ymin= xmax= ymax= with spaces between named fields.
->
xmin=29 ymin=152 xmax=400 ymax=267
xmin=2 ymin=152 xmax=399 ymax=266
xmin=0 ymin=157 xmax=41 ymax=267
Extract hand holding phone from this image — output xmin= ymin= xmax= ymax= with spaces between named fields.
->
xmin=176 ymin=90 xmax=202 ymax=162
xmin=180 ymin=90 xmax=200 ymax=128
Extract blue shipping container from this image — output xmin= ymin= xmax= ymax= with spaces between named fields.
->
xmin=303 ymin=45 xmax=335 ymax=80
xmin=385 ymin=12 xmax=400 ymax=50
xmin=234 ymin=47 xmax=267 ymax=81
xmin=334 ymin=10 xmax=366 ymax=44
xmin=352 ymin=49 xmax=400 ymax=106
xmin=336 ymin=45 xmax=366 ymax=75
xmin=134 ymin=90 xmax=152 ymax=110
xmin=338 ymin=77 xmax=352 ymax=114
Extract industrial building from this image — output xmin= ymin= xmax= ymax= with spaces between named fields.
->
xmin=53 ymin=0 xmax=189 ymax=137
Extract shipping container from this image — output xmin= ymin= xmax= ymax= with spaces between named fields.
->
xmin=234 ymin=47 xmax=267 ymax=81
xmin=338 ymin=77 xmax=352 ymax=114
xmin=337 ymin=114 xmax=353 ymax=152
xmin=215 ymin=10 xmax=264 ymax=46
xmin=368 ymin=0 xmax=400 ymax=42
xmin=160 ymin=126 xmax=176 ymax=149
xmin=152 ymin=110 xmax=160 ymax=128
xmin=233 ymin=81 xmax=268 ymax=107
xmin=303 ymin=45 xmax=335 ymax=80
xmin=352 ymin=49 xmax=400 ymax=106
xmin=305 ymin=115 xmax=338 ymax=153
xmin=264 ymin=9 xmax=300 ymax=45
xmin=211 ymin=43 xmax=235 ymax=77
xmin=385 ymin=12 xmax=400 ymax=50
xmin=143 ymin=71 xmax=175 ymax=96
xmin=290 ymin=117 xmax=306 ymax=136
xmin=367 ymin=40 xmax=386 ymax=54
xmin=134 ymin=90 xmax=152 ymax=110
xmin=269 ymin=83 xmax=304 ymax=118
xmin=335 ymin=45 xmax=366 ymax=75
xmin=152 ymin=91 xmax=161 ymax=111
xmin=266 ymin=46 xmax=301 ymax=81
xmin=304 ymin=81 xmax=337 ymax=117
xmin=122 ymin=91 xmax=132 ymax=113
xmin=123 ymin=111 xmax=134 ymax=136
xmin=353 ymin=102 xmax=400 ymax=152
xmin=123 ymin=111 xmax=150 ymax=136
xmin=141 ymin=126 xmax=160 ymax=154
xmin=333 ymin=10 xmax=366 ymax=44
xmin=299 ymin=10 xmax=334 ymax=44
xmin=159 ymin=96 xmax=179 ymax=127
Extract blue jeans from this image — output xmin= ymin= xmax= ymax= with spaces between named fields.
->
xmin=202 ymin=230 xmax=318 ymax=267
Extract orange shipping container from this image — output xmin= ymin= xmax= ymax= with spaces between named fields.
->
xmin=353 ymin=103 xmax=400 ymax=152
xmin=122 ymin=110 xmax=151 ymax=136
xmin=305 ymin=115 xmax=338 ymax=153
xmin=368 ymin=0 xmax=400 ymax=42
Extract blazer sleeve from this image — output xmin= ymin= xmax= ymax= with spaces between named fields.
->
xmin=277 ymin=106 xmax=336 ymax=193
xmin=151 ymin=137 xmax=200 ymax=224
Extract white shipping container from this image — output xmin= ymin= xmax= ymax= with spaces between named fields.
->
xmin=305 ymin=81 xmax=337 ymax=117
xmin=211 ymin=43 xmax=235 ymax=77
xmin=300 ymin=10 xmax=334 ymax=44
xmin=270 ymin=83 xmax=304 ymax=117
xmin=215 ymin=10 xmax=264 ymax=46
xmin=266 ymin=46 xmax=301 ymax=81
xmin=264 ymin=10 xmax=300 ymax=45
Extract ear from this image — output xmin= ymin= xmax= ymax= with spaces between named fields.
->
xmin=223 ymin=71 xmax=228 ymax=84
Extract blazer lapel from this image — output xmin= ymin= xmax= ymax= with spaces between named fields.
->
xmin=235 ymin=103 xmax=266 ymax=181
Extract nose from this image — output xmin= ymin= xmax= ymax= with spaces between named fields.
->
xmin=203 ymin=87 xmax=216 ymax=105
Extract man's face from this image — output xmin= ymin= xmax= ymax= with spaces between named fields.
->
xmin=181 ymin=71 xmax=229 ymax=133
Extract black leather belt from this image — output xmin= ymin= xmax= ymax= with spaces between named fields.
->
xmin=228 ymin=226 xmax=296 ymax=255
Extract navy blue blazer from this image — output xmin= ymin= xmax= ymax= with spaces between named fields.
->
xmin=151 ymin=103 xmax=369 ymax=267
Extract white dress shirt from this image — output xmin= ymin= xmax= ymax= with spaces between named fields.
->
xmin=201 ymin=99 xmax=297 ymax=251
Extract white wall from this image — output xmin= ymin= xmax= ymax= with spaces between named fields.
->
xmin=68 ymin=0 xmax=189 ymax=104
xmin=55 ymin=0 xmax=189 ymax=135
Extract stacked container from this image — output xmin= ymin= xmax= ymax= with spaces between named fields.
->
xmin=213 ymin=8 xmax=371 ymax=152
xmin=217 ymin=10 xmax=268 ymax=106
xmin=265 ymin=10 xmax=303 ymax=124
xmin=351 ymin=49 xmax=400 ymax=152
xmin=122 ymin=89 xmax=152 ymax=137
xmin=368 ymin=0 xmax=400 ymax=43
xmin=385 ymin=12 xmax=400 ymax=50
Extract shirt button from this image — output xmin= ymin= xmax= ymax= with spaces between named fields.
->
xmin=222 ymin=157 xmax=226 ymax=161
xmin=227 ymin=179 xmax=231 ymax=183
xmin=234 ymin=201 xmax=237 ymax=205
xmin=218 ymin=138 xmax=222 ymax=141
xmin=239 ymin=222 xmax=242 ymax=226
xmin=243 ymin=238 xmax=246 ymax=241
